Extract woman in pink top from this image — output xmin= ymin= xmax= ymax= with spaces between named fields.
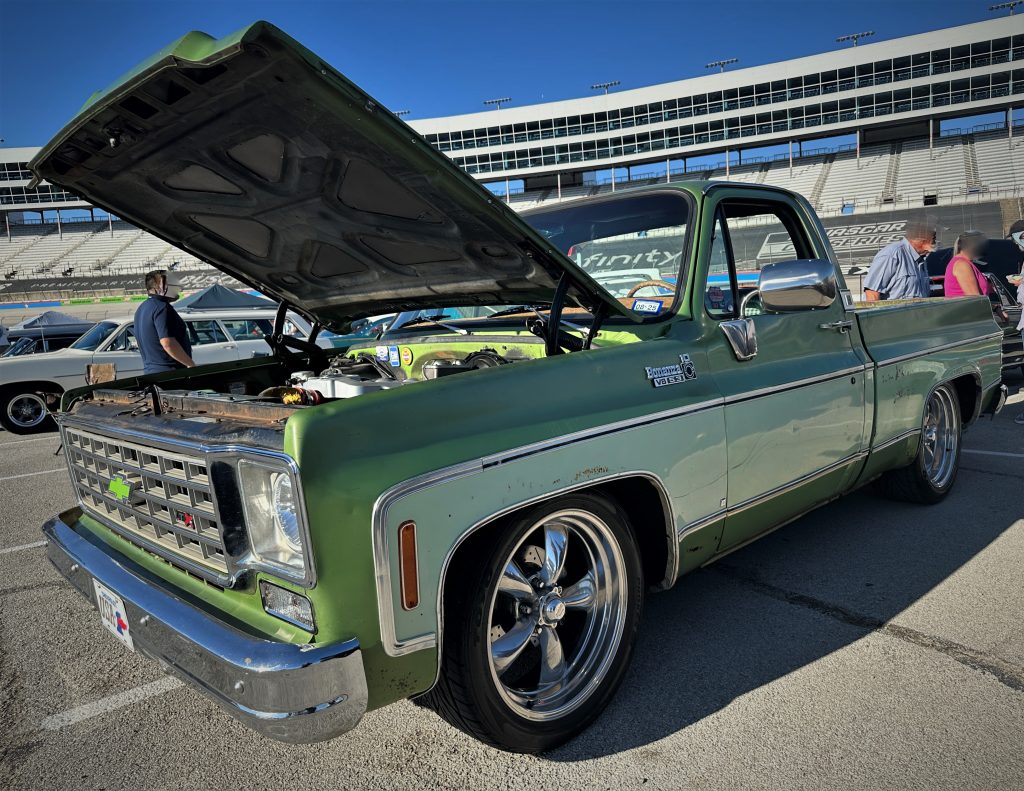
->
xmin=944 ymin=230 xmax=991 ymax=297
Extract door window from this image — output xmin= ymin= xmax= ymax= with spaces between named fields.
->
xmin=704 ymin=199 xmax=817 ymax=320
xmin=185 ymin=320 xmax=229 ymax=346
xmin=705 ymin=212 xmax=737 ymax=319
xmin=106 ymin=326 xmax=138 ymax=352
xmin=221 ymin=318 xmax=274 ymax=340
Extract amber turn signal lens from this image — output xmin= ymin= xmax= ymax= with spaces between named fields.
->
xmin=399 ymin=521 xmax=419 ymax=610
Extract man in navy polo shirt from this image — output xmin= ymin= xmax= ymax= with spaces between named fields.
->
xmin=134 ymin=269 xmax=195 ymax=375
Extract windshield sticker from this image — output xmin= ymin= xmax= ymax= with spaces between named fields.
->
xmin=388 ymin=346 xmax=401 ymax=367
xmin=632 ymin=299 xmax=663 ymax=315
xmin=645 ymin=354 xmax=697 ymax=388
xmin=400 ymin=347 xmax=414 ymax=365
xmin=375 ymin=345 xmax=389 ymax=361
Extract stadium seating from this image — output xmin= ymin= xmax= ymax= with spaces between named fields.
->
xmin=2 ymin=121 xmax=1022 ymax=290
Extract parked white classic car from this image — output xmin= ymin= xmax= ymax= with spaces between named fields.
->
xmin=0 ymin=306 xmax=327 ymax=434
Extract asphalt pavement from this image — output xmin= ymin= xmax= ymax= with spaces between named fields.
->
xmin=1 ymin=387 xmax=1023 ymax=791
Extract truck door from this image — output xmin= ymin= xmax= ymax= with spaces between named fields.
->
xmin=700 ymin=192 xmax=867 ymax=553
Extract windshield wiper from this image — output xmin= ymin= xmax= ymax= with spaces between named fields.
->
xmin=397 ymin=315 xmax=469 ymax=335
xmin=485 ymin=304 xmax=551 ymax=319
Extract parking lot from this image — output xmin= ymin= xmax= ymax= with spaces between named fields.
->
xmin=2 ymin=391 xmax=1023 ymax=791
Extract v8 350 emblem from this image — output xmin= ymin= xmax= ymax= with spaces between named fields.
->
xmin=645 ymin=354 xmax=698 ymax=388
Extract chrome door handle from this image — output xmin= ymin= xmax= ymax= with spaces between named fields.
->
xmin=818 ymin=320 xmax=853 ymax=333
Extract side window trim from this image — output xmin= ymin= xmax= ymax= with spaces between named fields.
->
xmin=704 ymin=204 xmax=740 ymax=321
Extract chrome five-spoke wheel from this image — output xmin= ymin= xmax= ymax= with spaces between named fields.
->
xmin=877 ymin=382 xmax=962 ymax=504
xmin=487 ymin=509 xmax=627 ymax=720
xmin=920 ymin=385 xmax=959 ymax=490
xmin=424 ymin=492 xmax=642 ymax=753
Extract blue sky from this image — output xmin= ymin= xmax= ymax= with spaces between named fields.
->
xmin=0 ymin=0 xmax=999 ymax=148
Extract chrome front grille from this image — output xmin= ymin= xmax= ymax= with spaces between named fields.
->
xmin=63 ymin=425 xmax=229 ymax=578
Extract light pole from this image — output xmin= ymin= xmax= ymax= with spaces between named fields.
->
xmin=990 ymin=1 xmax=1023 ymax=13
xmin=836 ymin=31 xmax=875 ymax=47
xmin=483 ymin=97 xmax=511 ymax=110
xmin=590 ymin=80 xmax=620 ymax=95
xmin=705 ymin=58 xmax=738 ymax=73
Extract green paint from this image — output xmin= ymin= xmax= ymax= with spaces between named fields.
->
xmin=107 ymin=476 xmax=131 ymax=502
xmin=34 ymin=21 xmax=1006 ymax=732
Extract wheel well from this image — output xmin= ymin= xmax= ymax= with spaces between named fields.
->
xmin=441 ymin=475 xmax=673 ymax=620
xmin=1 ymin=380 xmax=65 ymax=396
xmin=0 ymin=382 xmax=65 ymax=413
xmin=594 ymin=477 xmax=672 ymax=589
xmin=948 ymin=374 xmax=980 ymax=425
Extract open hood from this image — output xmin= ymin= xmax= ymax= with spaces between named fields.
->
xmin=29 ymin=22 xmax=632 ymax=330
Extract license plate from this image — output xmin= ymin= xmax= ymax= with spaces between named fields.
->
xmin=93 ymin=579 xmax=134 ymax=652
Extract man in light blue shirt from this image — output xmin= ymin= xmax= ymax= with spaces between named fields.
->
xmin=863 ymin=220 xmax=937 ymax=301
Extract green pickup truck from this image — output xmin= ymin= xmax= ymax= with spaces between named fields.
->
xmin=34 ymin=23 xmax=1006 ymax=753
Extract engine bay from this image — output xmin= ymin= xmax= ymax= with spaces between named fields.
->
xmin=81 ymin=341 xmax=542 ymax=428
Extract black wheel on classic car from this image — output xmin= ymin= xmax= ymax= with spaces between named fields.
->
xmin=876 ymin=383 xmax=962 ymax=504
xmin=423 ymin=492 xmax=644 ymax=753
xmin=0 ymin=386 xmax=55 ymax=434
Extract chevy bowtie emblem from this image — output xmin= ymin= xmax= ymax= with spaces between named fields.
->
xmin=107 ymin=474 xmax=143 ymax=505
xmin=107 ymin=475 xmax=132 ymax=502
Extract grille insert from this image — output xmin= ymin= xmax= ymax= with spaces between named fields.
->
xmin=63 ymin=426 xmax=229 ymax=579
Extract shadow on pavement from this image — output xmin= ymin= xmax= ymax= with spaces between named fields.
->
xmin=548 ymin=475 xmax=1020 ymax=760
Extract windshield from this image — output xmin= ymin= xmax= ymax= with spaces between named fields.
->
xmin=1 ymin=337 xmax=35 ymax=357
xmin=523 ymin=191 xmax=690 ymax=318
xmin=70 ymin=321 xmax=117 ymax=351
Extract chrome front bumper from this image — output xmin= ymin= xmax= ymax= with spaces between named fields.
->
xmin=43 ymin=509 xmax=368 ymax=744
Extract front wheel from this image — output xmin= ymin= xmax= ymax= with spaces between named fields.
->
xmin=0 ymin=388 xmax=55 ymax=434
xmin=422 ymin=493 xmax=643 ymax=753
xmin=876 ymin=383 xmax=961 ymax=504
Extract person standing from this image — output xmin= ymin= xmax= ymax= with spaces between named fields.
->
xmin=862 ymin=219 xmax=938 ymax=301
xmin=1003 ymin=221 xmax=1024 ymax=425
xmin=134 ymin=269 xmax=195 ymax=374
xmin=943 ymin=231 xmax=992 ymax=298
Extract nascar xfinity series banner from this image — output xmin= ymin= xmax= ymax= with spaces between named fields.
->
xmin=0 ymin=269 xmax=239 ymax=295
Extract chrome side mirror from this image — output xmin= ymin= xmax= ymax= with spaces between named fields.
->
xmin=758 ymin=259 xmax=837 ymax=312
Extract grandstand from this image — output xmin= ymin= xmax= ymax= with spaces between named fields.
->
xmin=2 ymin=15 xmax=1023 ymax=297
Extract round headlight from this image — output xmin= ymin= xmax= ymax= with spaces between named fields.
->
xmin=271 ymin=473 xmax=302 ymax=551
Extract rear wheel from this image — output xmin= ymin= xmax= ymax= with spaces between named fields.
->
xmin=0 ymin=388 xmax=54 ymax=434
xmin=876 ymin=383 xmax=961 ymax=504
xmin=422 ymin=493 xmax=643 ymax=753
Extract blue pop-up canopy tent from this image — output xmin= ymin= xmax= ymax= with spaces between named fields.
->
xmin=11 ymin=310 xmax=88 ymax=329
xmin=175 ymin=284 xmax=274 ymax=311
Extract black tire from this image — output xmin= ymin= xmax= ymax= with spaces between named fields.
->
xmin=420 ymin=492 xmax=644 ymax=753
xmin=876 ymin=383 xmax=961 ymax=504
xmin=0 ymin=387 xmax=55 ymax=435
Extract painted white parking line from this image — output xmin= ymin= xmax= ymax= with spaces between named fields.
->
xmin=963 ymin=449 xmax=1024 ymax=460
xmin=0 ymin=468 xmax=64 ymax=482
xmin=0 ymin=436 xmax=59 ymax=446
xmin=0 ymin=540 xmax=46 ymax=555
xmin=40 ymin=677 xmax=182 ymax=731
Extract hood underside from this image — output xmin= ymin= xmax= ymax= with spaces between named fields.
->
xmin=29 ymin=22 xmax=630 ymax=329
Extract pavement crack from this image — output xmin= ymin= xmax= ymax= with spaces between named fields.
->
xmin=0 ymin=581 xmax=65 ymax=598
xmin=712 ymin=564 xmax=1024 ymax=694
